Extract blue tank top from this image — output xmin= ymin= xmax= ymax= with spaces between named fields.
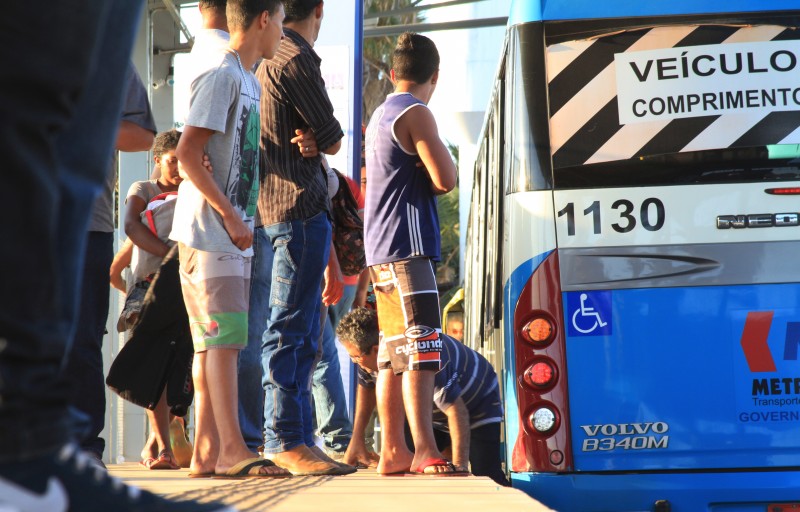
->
xmin=364 ymin=93 xmax=441 ymax=266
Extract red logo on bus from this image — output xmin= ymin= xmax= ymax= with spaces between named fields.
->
xmin=740 ymin=311 xmax=800 ymax=372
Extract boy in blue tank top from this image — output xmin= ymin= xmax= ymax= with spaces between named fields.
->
xmin=363 ymin=32 xmax=459 ymax=475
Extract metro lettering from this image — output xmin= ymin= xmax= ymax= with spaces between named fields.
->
xmin=751 ymin=377 xmax=800 ymax=395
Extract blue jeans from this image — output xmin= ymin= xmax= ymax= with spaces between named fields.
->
xmin=312 ymin=305 xmax=353 ymax=453
xmin=239 ymin=227 xmax=269 ymax=452
xmin=0 ymin=0 xmax=143 ymax=462
xmin=261 ymin=212 xmax=331 ymax=453
xmin=66 ymin=231 xmax=114 ymax=457
xmin=312 ymin=285 xmax=356 ymax=452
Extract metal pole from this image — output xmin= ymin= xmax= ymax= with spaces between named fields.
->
xmin=364 ymin=17 xmax=508 ymax=38
xmin=365 ymin=0 xmax=489 ymax=20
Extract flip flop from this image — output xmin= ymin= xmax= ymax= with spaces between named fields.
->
xmin=139 ymin=457 xmax=156 ymax=469
xmin=148 ymin=450 xmax=180 ymax=470
xmin=214 ymin=457 xmax=292 ymax=479
xmin=412 ymin=457 xmax=470 ymax=477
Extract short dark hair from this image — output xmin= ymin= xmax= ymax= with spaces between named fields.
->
xmin=283 ymin=0 xmax=321 ymax=23
xmin=392 ymin=32 xmax=440 ymax=84
xmin=336 ymin=308 xmax=379 ymax=355
xmin=152 ymin=129 xmax=181 ymax=159
xmin=199 ymin=0 xmax=227 ymax=13
xmin=227 ymin=0 xmax=282 ymax=31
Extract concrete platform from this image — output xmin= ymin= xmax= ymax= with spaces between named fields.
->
xmin=109 ymin=463 xmax=554 ymax=512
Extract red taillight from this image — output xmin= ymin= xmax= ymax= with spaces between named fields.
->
xmin=765 ymin=187 xmax=800 ymax=195
xmin=521 ymin=316 xmax=554 ymax=346
xmin=524 ymin=360 xmax=556 ymax=389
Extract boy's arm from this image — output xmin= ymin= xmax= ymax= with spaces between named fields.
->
xmin=442 ymin=396 xmax=471 ymax=472
xmin=124 ymin=195 xmax=171 ymax=258
xmin=116 ymin=120 xmax=155 ymax=152
xmin=322 ymin=241 xmax=344 ymax=306
xmin=176 ymin=126 xmax=252 ymax=251
xmin=343 ymin=383 xmax=379 ymax=467
xmin=404 ymin=107 xmax=457 ymax=194
xmin=110 ymin=238 xmax=134 ymax=292
xmin=352 ymin=269 xmax=370 ymax=309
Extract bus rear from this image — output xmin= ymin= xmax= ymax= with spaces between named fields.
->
xmin=497 ymin=1 xmax=800 ymax=510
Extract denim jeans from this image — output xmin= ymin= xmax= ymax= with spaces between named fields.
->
xmin=0 ymin=0 xmax=143 ymax=462
xmin=261 ymin=211 xmax=331 ymax=453
xmin=65 ymin=231 xmax=114 ymax=457
xmin=312 ymin=301 xmax=354 ymax=453
xmin=239 ymin=227 xmax=269 ymax=452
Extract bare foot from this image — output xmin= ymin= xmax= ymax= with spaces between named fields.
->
xmin=265 ymin=445 xmax=339 ymax=475
xmin=140 ymin=432 xmax=158 ymax=462
xmin=377 ymin=444 xmax=414 ymax=474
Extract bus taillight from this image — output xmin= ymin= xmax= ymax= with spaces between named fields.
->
xmin=529 ymin=404 xmax=558 ymax=433
xmin=524 ymin=360 xmax=556 ymax=389
xmin=512 ymin=251 xmax=572 ymax=473
xmin=521 ymin=317 xmax=555 ymax=345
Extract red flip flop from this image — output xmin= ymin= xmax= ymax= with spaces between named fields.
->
xmin=412 ymin=458 xmax=470 ymax=477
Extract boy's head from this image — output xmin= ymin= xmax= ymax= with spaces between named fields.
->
xmin=392 ymin=32 xmax=440 ymax=85
xmin=336 ymin=308 xmax=380 ymax=372
xmin=199 ymin=0 xmax=228 ymax=30
xmin=283 ymin=0 xmax=322 ymax=23
xmin=153 ymin=130 xmax=182 ymax=187
xmin=445 ymin=311 xmax=464 ymax=342
xmin=199 ymin=0 xmax=227 ymax=14
xmin=227 ymin=0 xmax=285 ymax=59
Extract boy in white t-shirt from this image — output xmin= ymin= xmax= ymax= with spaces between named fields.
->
xmin=171 ymin=0 xmax=288 ymax=479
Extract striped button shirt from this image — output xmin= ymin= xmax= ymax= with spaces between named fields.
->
xmin=255 ymin=28 xmax=344 ymax=225
xmin=357 ymin=334 xmax=503 ymax=430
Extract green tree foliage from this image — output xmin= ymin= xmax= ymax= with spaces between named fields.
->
xmin=436 ymin=140 xmax=459 ymax=292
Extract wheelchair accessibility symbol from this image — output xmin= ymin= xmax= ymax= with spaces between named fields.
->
xmin=567 ymin=291 xmax=612 ymax=337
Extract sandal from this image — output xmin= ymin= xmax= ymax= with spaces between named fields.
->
xmin=145 ymin=450 xmax=180 ymax=470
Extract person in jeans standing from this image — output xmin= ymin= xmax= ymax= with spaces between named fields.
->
xmin=255 ymin=0 xmax=351 ymax=476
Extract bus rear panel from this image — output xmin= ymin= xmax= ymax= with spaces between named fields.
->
xmin=478 ymin=2 xmax=800 ymax=510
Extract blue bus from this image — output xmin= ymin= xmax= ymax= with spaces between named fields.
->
xmin=463 ymin=1 xmax=800 ymax=510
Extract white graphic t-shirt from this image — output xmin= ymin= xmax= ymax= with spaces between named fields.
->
xmin=170 ymin=50 xmax=261 ymax=256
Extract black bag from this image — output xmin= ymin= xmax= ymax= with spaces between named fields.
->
xmin=106 ymin=246 xmax=193 ymax=413
xmin=330 ymin=169 xmax=366 ymax=276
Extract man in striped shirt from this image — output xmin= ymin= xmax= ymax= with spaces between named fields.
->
xmin=337 ymin=308 xmax=510 ymax=486
xmin=254 ymin=0 xmax=347 ymax=476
